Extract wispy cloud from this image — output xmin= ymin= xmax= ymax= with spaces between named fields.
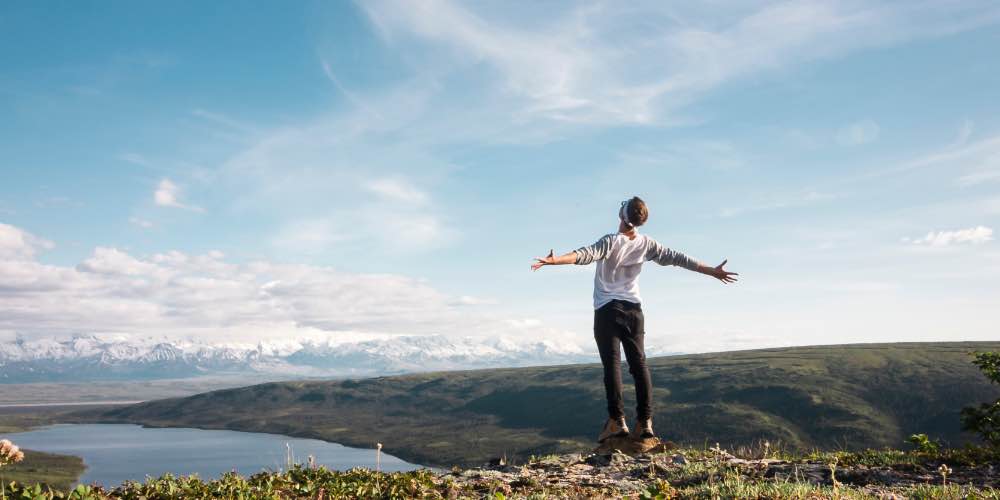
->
xmin=619 ymin=140 xmax=745 ymax=171
xmin=908 ymin=133 xmax=1000 ymax=186
xmin=454 ymin=295 xmax=498 ymax=306
xmin=957 ymin=170 xmax=1000 ymax=186
xmin=831 ymin=129 xmax=1000 ymax=187
xmin=119 ymin=152 xmax=153 ymax=168
xmin=985 ymin=198 xmax=1000 ymax=215
xmin=906 ymin=226 xmax=993 ymax=246
xmin=212 ymin=80 xmax=459 ymax=255
xmin=191 ymin=109 xmax=259 ymax=136
xmin=719 ymin=190 xmax=835 ymax=218
xmin=128 ymin=216 xmax=153 ymax=229
xmin=34 ymin=196 xmax=78 ymax=209
xmin=365 ymin=177 xmax=429 ymax=204
xmin=154 ymin=178 xmax=203 ymax=212
xmin=271 ymin=218 xmax=353 ymax=255
xmin=951 ymin=119 xmax=975 ymax=148
xmin=272 ymin=209 xmax=453 ymax=256
xmin=360 ymin=0 xmax=1000 ymax=126
xmin=153 ymin=179 xmax=180 ymax=207
xmin=837 ymin=119 xmax=880 ymax=146
xmin=319 ymin=58 xmax=373 ymax=114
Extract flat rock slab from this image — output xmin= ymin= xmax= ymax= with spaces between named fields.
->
xmin=593 ymin=435 xmax=676 ymax=456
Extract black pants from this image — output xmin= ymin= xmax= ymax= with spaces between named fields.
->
xmin=594 ymin=299 xmax=652 ymax=421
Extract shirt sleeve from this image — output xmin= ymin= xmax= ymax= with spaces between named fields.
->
xmin=645 ymin=237 xmax=702 ymax=271
xmin=574 ymin=234 xmax=614 ymax=265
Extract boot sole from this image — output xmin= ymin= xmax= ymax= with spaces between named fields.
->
xmin=630 ymin=431 xmax=657 ymax=440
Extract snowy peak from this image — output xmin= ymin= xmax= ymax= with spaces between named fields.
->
xmin=0 ymin=334 xmax=594 ymax=383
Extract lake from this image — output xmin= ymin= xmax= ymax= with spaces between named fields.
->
xmin=6 ymin=424 xmax=422 ymax=487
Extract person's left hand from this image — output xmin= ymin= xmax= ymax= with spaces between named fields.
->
xmin=710 ymin=259 xmax=739 ymax=284
xmin=531 ymin=249 xmax=556 ymax=271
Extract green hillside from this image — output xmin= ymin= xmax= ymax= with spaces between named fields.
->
xmin=0 ymin=449 xmax=86 ymax=492
xmin=76 ymin=342 xmax=1000 ymax=468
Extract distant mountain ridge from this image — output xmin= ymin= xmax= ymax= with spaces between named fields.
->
xmin=0 ymin=334 xmax=595 ymax=383
xmin=79 ymin=342 xmax=1000 ymax=467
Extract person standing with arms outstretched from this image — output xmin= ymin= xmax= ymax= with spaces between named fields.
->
xmin=531 ymin=197 xmax=738 ymax=442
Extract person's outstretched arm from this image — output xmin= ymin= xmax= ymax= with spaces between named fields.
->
xmin=530 ymin=249 xmax=577 ymax=271
xmin=532 ymin=234 xmax=613 ymax=271
xmin=647 ymin=239 xmax=739 ymax=284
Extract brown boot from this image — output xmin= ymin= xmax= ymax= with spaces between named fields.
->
xmin=631 ymin=418 xmax=656 ymax=439
xmin=598 ymin=417 xmax=629 ymax=442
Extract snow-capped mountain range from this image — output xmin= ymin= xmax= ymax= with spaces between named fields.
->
xmin=0 ymin=334 xmax=596 ymax=383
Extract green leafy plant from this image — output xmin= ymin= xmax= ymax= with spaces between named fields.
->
xmin=640 ymin=479 xmax=673 ymax=500
xmin=907 ymin=433 xmax=940 ymax=454
xmin=960 ymin=352 xmax=1000 ymax=447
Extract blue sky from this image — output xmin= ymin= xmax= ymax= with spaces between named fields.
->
xmin=2 ymin=1 xmax=999 ymax=353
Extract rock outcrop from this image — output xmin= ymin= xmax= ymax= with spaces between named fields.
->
xmin=435 ymin=442 xmax=1000 ymax=498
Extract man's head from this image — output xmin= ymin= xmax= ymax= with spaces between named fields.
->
xmin=619 ymin=196 xmax=648 ymax=233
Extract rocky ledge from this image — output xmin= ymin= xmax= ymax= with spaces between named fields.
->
xmin=437 ymin=437 xmax=1000 ymax=498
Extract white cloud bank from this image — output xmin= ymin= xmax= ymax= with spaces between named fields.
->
xmin=0 ymin=222 xmax=54 ymax=260
xmin=0 ymin=222 xmax=574 ymax=347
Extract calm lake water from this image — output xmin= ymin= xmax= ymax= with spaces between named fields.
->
xmin=7 ymin=424 xmax=422 ymax=486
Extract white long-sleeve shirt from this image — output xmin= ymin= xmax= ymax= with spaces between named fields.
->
xmin=575 ymin=232 xmax=702 ymax=309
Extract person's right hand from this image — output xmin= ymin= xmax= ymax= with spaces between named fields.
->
xmin=531 ymin=249 xmax=556 ymax=271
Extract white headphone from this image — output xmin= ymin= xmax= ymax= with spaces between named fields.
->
xmin=619 ymin=200 xmax=635 ymax=229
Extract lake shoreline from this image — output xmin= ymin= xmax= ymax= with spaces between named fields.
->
xmin=0 ymin=401 xmax=144 ymax=408
xmin=3 ymin=423 xmax=423 ymax=488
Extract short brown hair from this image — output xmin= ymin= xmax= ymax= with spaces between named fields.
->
xmin=625 ymin=196 xmax=648 ymax=227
